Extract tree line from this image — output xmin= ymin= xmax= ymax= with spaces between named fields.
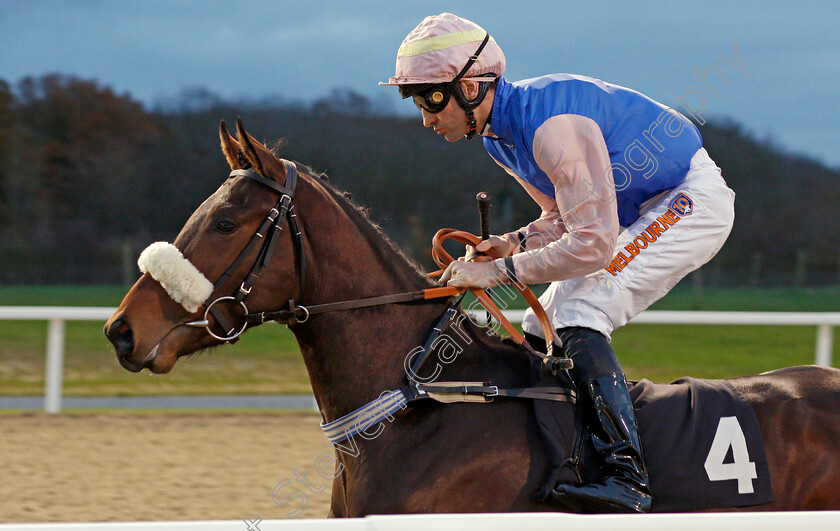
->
xmin=0 ymin=74 xmax=838 ymax=286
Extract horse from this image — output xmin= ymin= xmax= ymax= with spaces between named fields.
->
xmin=105 ymin=119 xmax=840 ymax=516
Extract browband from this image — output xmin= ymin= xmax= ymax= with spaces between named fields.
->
xmin=229 ymin=161 xmax=298 ymax=196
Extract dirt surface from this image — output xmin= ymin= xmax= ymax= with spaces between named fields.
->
xmin=0 ymin=411 xmax=335 ymax=523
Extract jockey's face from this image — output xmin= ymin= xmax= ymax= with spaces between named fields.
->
xmin=420 ymin=98 xmax=469 ymax=142
xmin=417 ymin=80 xmax=492 ymax=143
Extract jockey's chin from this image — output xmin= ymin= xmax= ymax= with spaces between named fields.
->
xmin=444 ymin=128 xmax=467 ymax=142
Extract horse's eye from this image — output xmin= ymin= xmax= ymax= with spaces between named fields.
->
xmin=216 ymin=219 xmax=236 ymax=234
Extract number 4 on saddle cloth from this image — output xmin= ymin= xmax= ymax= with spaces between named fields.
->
xmin=532 ymin=362 xmax=774 ymax=512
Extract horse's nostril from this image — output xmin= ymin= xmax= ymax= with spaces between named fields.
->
xmin=105 ymin=318 xmax=134 ymax=357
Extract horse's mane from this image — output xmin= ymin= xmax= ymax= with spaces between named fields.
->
xmin=292 ymin=161 xmax=435 ymax=288
xmin=262 ymin=143 xmax=515 ymax=348
xmin=300 ymin=163 xmax=525 ymax=351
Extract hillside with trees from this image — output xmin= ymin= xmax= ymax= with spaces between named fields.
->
xmin=0 ymin=75 xmax=837 ymax=286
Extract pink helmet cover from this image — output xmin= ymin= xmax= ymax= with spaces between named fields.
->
xmin=380 ymin=13 xmax=506 ymax=86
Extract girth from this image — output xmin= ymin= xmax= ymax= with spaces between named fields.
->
xmin=320 ymin=301 xmax=577 ymax=445
xmin=321 ymin=375 xmax=576 ymax=445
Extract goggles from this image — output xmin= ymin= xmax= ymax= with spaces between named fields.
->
xmin=412 ymin=85 xmax=452 ymax=114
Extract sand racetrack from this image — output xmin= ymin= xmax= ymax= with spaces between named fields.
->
xmin=0 ymin=411 xmax=334 ymax=523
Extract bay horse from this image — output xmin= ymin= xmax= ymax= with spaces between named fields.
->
xmin=105 ymin=119 xmax=840 ymax=515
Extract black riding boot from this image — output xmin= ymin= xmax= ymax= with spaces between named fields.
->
xmin=551 ymin=327 xmax=651 ymax=513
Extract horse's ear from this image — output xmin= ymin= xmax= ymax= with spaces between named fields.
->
xmin=235 ymin=117 xmax=287 ymax=185
xmin=235 ymin=117 xmax=264 ymax=174
xmin=219 ymin=120 xmax=241 ymax=170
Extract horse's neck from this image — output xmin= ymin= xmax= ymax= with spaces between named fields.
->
xmin=290 ymin=182 xmax=447 ymax=422
xmin=283 ymin=186 xmax=547 ymax=514
xmin=294 ymin=301 xmax=446 ymax=421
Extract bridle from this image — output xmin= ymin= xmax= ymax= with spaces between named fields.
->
xmin=184 ymin=159 xmax=461 ymax=343
xmin=185 ymin=160 xmax=307 ymax=341
xmin=177 ymin=154 xmax=577 ymax=440
xmin=182 ymin=158 xmax=567 ymax=376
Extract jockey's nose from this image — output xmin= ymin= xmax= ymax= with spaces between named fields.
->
xmin=105 ymin=317 xmax=134 ymax=359
xmin=421 ymin=108 xmax=437 ymax=128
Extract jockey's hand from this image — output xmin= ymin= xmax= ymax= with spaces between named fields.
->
xmin=462 ymin=235 xmax=516 ymax=263
xmin=440 ymin=260 xmax=505 ymax=289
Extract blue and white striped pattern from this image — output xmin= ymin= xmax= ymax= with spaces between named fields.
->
xmin=320 ymin=389 xmax=408 ymax=444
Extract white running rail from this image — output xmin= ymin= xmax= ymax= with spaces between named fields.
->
xmin=0 ymin=307 xmax=115 ymax=414
xmin=1 ymin=306 xmax=838 ymax=413
xmin=1 ymin=511 xmax=840 ymax=530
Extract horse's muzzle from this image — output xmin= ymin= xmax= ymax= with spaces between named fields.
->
xmin=105 ymin=317 xmax=134 ymax=358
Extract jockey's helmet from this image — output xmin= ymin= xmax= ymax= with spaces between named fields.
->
xmin=380 ymin=13 xmax=505 ymax=139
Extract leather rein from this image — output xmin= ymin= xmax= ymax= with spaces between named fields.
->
xmin=184 ymin=160 xmax=567 ymax=374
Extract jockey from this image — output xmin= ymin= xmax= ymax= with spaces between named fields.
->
xmin=381 ymin=13 xmax=735 ymax=513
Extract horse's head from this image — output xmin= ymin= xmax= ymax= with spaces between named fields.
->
xmin=104 ymin=119 xmax=305 ymax=373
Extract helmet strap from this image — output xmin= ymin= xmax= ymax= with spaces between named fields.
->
xmin=451 ymin=33 xmax=491 ymax=85
xmin=455 ymin=79 xmax=494 ymax=140
xmin=448 ymin=32 xmax=494 ymax=141
xmin=464 ymin=109 xmax=478 ymax=140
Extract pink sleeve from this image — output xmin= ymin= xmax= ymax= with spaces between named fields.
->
xmin=494 ymin=114 xmax=619 ymax=284
xmin=489 ymin=159 xmax=568 ymax=253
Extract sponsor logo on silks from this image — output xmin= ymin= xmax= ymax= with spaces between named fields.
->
xmin=669 ymin=193 xmax=694 ymax=216
xmin=604 ymin=206 xmax=686 ymax=277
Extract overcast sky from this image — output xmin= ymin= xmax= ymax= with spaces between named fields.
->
xmin=2 ymin=0 xmax=839 ymax=168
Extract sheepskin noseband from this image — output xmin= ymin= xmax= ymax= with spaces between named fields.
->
xmin=137 ymin=242 xmax=214 ymax=313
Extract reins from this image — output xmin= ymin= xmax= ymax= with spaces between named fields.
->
xmin=245 ymin=286 xmax=462 ymax=325
xmin=430 ymin=228 xmax=558 ymax=360
xmin=186 ymin=158 xmax=569 ymax=372
xmin=178 ymin=156 xmax=576 ymax=444
xmin=242 ymin=224 xmax=564 ymax=371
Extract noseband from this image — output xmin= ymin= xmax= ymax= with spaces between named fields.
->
xmin=186 ymin=160 xmax=307 ymax=341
